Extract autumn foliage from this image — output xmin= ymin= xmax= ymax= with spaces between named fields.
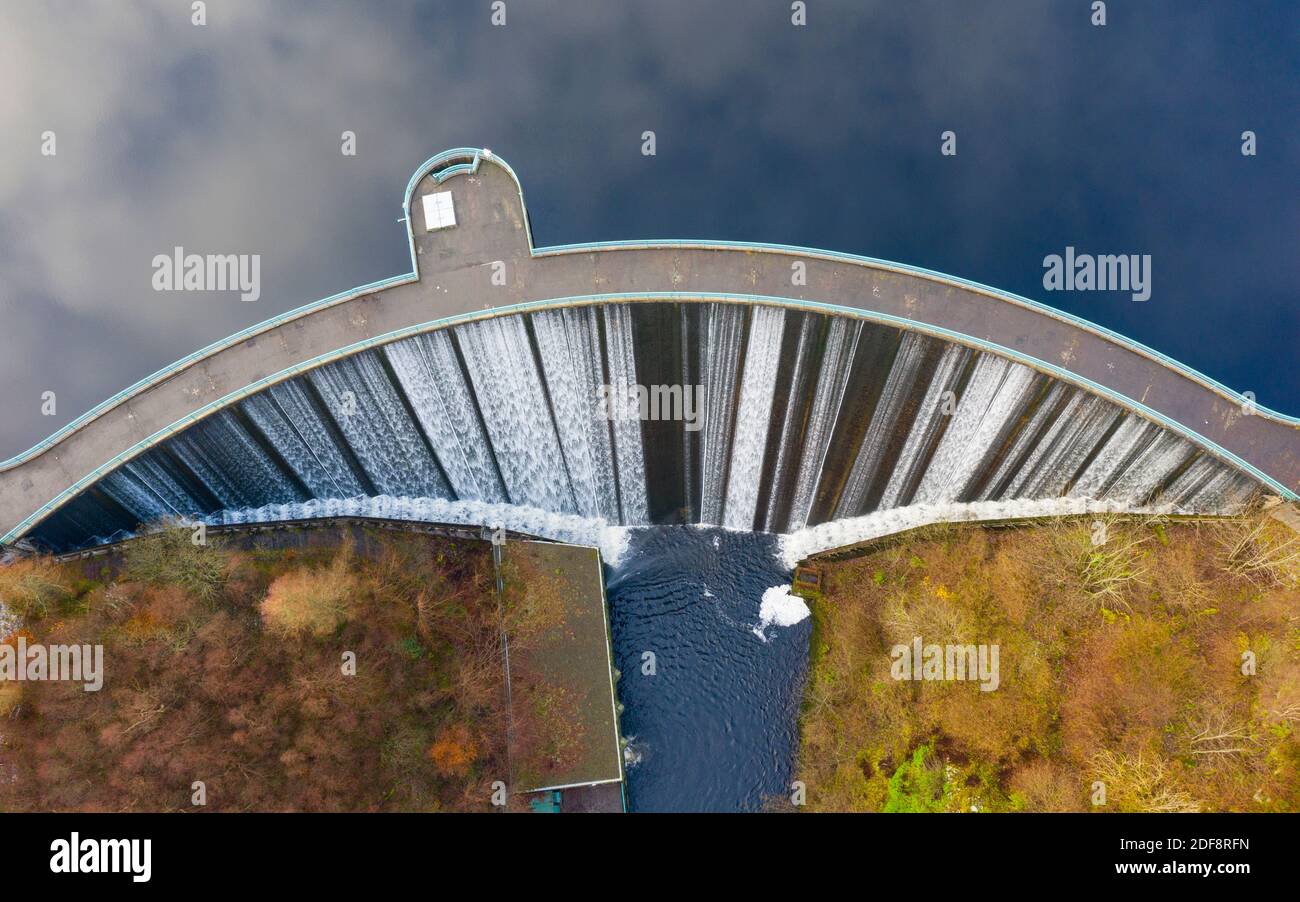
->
xmin=428 ymin=723 xmax=480 ymax=777
xmin=795 ymin=515 xmax=1300 ymax=813
xmin=259 ymin=552 xmax=356 ymax=638
xmin=0 ymin=526 xmax=569 ymax=812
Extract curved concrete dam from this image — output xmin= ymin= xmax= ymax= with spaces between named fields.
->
xmin=3 ymin=148 xmax=1296 ymax=555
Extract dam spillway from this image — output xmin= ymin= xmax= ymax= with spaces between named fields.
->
xmin=23 ymin=300 xmax=1260 ymax=553
xmin=2 ymin=146 xmax=1293 ymax=557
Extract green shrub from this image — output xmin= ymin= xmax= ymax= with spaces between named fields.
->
xmin=124 ymin=526 xmax=228 ymax=602
xmin=884 ymin=745 xmax=950 ymax=812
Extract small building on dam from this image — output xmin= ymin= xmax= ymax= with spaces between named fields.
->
xmin=2 ymin=148 xmax=1297 ymax=556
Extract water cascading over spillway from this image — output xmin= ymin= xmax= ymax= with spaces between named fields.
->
xmin=244 ymin=381 xmax=372 ymax=498
xmin=910 ymin=355 xmax=1040 ymax=505
xmin=306 ymin=352 xmax=450 ymax=499
xmin=833 ymin=330 xmax=933 ymax=520
xmin=699 ymin=303 xmax=747 ymax=527
xmin=530 ymin=307 xmax=618 ymax=521
xmin=760 ymin=313 xmax=821 ymax=533
xmin=603 ymin=305 xmax=650 ymax=525
xmin=165 ymin=409 xmax=308 ymax=511
xmin=117 ymin=454 xmax=211 ymax=516
xmin=783 ymin=316 xmax=863 ymax=531
xmin=723 ymin=306 xmax=785 ymax=530
xmin=29 ymin=302 xmax=1263 ymax=555
xmin=454 ymin=315 xmax=577 ymax=514
xmin=1015 ymin=394 xmax=1124 ymax=499
xmin=383 ymin=331 xmax=506 ymax=505
xmin=877 ymin=342 xmax=973 ymax=511
xmin=972 ymin=380 xmax=1072 ymax=503
xmin=98 ymin=466 xmax=172 ymax=525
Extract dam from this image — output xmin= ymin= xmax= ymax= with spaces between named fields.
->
xmin=2 ymin=148 xmax=1296 ymax=555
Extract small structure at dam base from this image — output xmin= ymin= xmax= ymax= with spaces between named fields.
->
xmin=499 ymin=538 xmax=625 ymax=812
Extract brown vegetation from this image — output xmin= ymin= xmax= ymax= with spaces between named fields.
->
xmin=0 ymin=526 xmax=571 ymax=812
xmin=498 ymin=549 xmax=588 ymax=789
xmin=259 ymin=549 xmax=357 ymax=638
xmin=0 ymin=557 xmax=72 ymax=620
xmin=794 ymin=515 xmax=1300 ymax=812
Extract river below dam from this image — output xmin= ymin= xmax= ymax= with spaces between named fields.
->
xmin=605 ymin=526 xmax=811 ymax=812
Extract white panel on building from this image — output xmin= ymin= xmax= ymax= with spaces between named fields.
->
xmin=422 ymin=191 xmax=456 ymax=231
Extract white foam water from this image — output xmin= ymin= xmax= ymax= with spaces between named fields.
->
xmin=752 ymin=583 xmax=812 ymax=641
xmin=201 ymin=495 xmax=632 ymax=566
xmin=776 ymin=496 xmax=1212 ymax=569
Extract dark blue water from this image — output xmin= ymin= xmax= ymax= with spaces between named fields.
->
xmin=606 ymin=527 xmax=810 ymax=812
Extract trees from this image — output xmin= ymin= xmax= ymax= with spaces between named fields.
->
xmin=123 ymin=526 xmax=229 ymax=603
xmin=0 ymin=528 xmax=527 ymax=812
xmin=795 ymin=515 xmax=1300 ymax=813
xmin=259 ymin=556 xmax=355 ymax=638
xmin=428 ymin=723 xmax=480 ymax=778
xmin=0 ymin=557 xmax=70 ymax=620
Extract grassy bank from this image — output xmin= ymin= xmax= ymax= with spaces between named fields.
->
xmin=0 ymin=526 xmax=580 ymax=811
xmin=794 ymin=514 xmax=1300 ymax=812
